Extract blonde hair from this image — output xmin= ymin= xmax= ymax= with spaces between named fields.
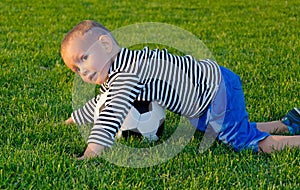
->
xmin=60 ymin=20 xmax=117 ymax=56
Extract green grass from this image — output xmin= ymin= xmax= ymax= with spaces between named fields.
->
xmin=1 ymin=0 xmax=300 ymax=189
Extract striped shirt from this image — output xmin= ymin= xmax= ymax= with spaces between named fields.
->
xmin=72 ymin=47 xmax=221 ymax=147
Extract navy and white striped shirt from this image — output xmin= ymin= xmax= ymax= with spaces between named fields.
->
xmin=72 ymin=47 xmax=221 ymax=147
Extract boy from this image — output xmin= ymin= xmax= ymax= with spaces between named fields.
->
xmin=61 ymin=20 xmax=300 ymax=159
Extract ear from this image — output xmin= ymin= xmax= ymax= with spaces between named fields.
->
xmin=98 ymin=35 xmax=113 ymax=53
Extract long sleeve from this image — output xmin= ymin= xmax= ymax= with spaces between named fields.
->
xmin=71 ymin=95 xmax=99 ymax=125
xmin=87 ymin=72 xmax=143 ymax=147
xmin=71 ymin=83 xmax=108 ymax=125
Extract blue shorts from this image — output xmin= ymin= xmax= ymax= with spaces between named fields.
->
xmin=189 ymin=66 xmax=270 ymax=152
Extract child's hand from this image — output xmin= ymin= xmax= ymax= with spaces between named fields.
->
xmin=65 ymin=117 xmax=75 ymax=125
xmin=77 ymin=146 xmax=98 ymax=160
xmin=77 ymin=143 xmax=105 ymax=160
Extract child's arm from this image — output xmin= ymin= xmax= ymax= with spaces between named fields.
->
xmin=82 ymin=73 xmax=142 ymax=157
xmin=70 ymin=84 xmax=109 ymax=126
xmin=65 ymin=91 xmax=106 ymax=126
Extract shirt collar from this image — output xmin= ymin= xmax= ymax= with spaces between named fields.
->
xmin=108 ymin=47 xmax=128 ymax=77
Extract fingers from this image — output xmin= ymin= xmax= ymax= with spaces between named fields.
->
xmin=77 ymin=147 xmax=98 ymax=160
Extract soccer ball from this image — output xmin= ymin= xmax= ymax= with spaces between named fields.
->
xmin=94 ymin=91 xmax=166 ymax=142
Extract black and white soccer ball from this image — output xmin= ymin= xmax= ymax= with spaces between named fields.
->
xmin=94 ymin=91 xmax=166 ymax=142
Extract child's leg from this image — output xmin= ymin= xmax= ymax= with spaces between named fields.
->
xmin=256 ymin=120 xmax=289 ymax=134
xmin=256 ymin=109 xmax=300 ymax=153
xmin=258 ymin=135 xmax=300 ymax=153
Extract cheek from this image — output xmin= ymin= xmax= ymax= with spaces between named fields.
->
xmin=91 ymin=54 xmax=108 ymax=70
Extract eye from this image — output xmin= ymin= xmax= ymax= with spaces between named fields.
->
xmin=81 ymin=54 xmax=88 ymax=62
xmin=74 ymin=66 xmax=80 ymax=73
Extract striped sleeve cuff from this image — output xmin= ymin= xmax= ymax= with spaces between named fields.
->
xmin=87 ymin=128 xmax=114 ymax=147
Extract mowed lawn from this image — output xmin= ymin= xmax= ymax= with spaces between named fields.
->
xmin=1 ymin=0 xmax=300 ymax=189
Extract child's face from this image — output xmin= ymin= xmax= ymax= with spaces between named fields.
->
xmin=62 ymin=29 xmax=114 ymax=85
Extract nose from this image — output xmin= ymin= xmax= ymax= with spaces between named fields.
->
xmin=78 ymin=67 xmax=88 ymax=76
